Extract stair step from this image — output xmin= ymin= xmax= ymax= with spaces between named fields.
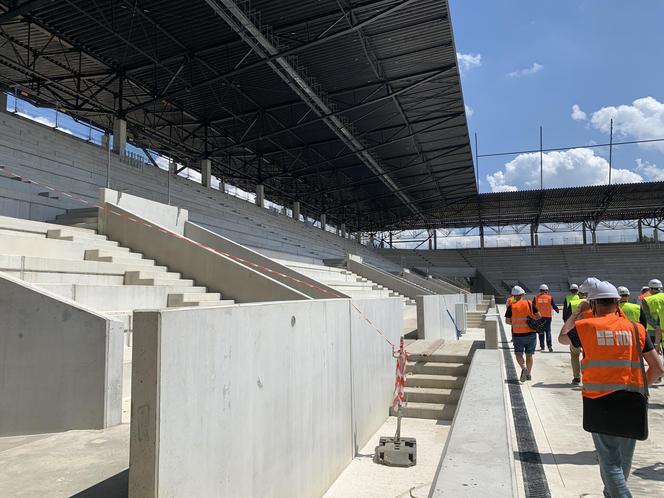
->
xmin=408 ymin=353 xmax=469 ymax=364
xmin=390 ymin=402 xmax=457 ymax=420
xmin=55 ymin=216 xmax=99 ymax=225
xmin=85 ymin=254 xmax=157 ymax=267
xmin=406 ymin=362 xmax=469 ymax=376
xmin=124 ymin=270 xmax=182 ymax=283
xmin=167 ymin=296 xmax=234 ymax=308
xmin=406 ymin=374 xmax=465 ymax=389
xmin=46 ymin=229 xmax=108 ymax=241
xmin=131 ymin=277 xmax=194 ymax=287
xmin=403 ymin=387 xmax=461 ymax=404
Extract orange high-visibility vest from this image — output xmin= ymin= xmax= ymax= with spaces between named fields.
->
xmin=510 ymin=299 xmax=535 ymax=335
xmin=535 ymin=293 xmax=553 ymax=318
xmin=639 ymin=291 xmax=651 ymax=302
xmin=576 ymin=314 xmax=647 ymax=399
xmin=507 ymin=296 xmax=516 ymax=306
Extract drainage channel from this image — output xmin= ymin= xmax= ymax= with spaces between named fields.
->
xmin=497 ymin=314 xmax=551 ymax=498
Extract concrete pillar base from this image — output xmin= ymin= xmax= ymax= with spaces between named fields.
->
xmin=320 ymin=213 xmax=327 ymax=231
xmin=200 ymin=159 xmax=212 ymax=187
xmin=255 ymin=184 xmax=265 ymax=208
xmin=292 ymin=201 xmax=300 ymax=221
xmin=112 ymin=118 xmax=127 ymax=156
xmin=0 ymin=91 xmax=7 ymax=112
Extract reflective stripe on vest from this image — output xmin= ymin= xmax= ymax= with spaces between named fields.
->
xmin=576 ymin=314 xmax=646 ymax=399
xmin=510 ymin=300 xmax=534 ymax=334
xmin=536 ymin=294 xmax=553 ymax=318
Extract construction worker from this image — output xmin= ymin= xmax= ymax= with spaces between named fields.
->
xmin=568 ymin=289 xmax=591 ymax=384
xmin=533 ymin=284 xmax=559 ymax=352
xmin=639 ymin=286 xmax=651 ymax=303
xmin=563 ymin=284 xmax=581 ymax=321
xmin=640 ymin=279 xmax=664 ymax=348
xmin=559 ymin=278 xmax=664 ymax=498
xmin=507 ymin=294 xmax=516 ymax=306
xmin=505 ymin=286 xmax=541 ymax=382
xmin=618 ymin=287 xmax=641 ymax=322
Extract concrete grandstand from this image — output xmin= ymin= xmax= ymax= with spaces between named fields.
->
xmin=0 ymin=1 xmax=663 ymax=498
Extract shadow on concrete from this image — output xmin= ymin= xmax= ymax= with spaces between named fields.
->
xmin=648 ymin=402 xmax=664 ymax=409
xmin=530 ymin=382 xmax=582 ymax=390
xmin=633 ymin=462 xmax=664 ymax=481
xmin=435 ymin=419 xmax=452 ymax=427
xmin=70 ymin=469 xmax=128 ymax=498
xmin=515 ymin=450 xmax=598 ymax=466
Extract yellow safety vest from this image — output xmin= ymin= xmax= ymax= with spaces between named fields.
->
xmin=619 ymin=301 xmax=641 ymax=322
xmin=643 ymin=292 xmax=664 ymax=332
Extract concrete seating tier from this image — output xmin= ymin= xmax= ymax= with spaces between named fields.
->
xmin=0 ymin=215 xmax=235 ymax=336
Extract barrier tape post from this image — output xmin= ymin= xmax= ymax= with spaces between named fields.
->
xmin=392 ymin=336 xmax=409 ymax=441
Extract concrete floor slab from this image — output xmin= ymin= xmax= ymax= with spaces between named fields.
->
xmin=323 ymin=416 xmax=450 ymax=498
xmin=0 ymin=424 xmax=129 ymax=498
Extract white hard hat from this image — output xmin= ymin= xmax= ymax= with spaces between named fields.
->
xmin=617 ymin=286 xmax=630 ymax=296
xmin=539 ymin=284 xmax=549 ymax=291
xmin=648 ymin=279 xmax=662 ymax=289
xmin=570 ymin=284 xmax=579 ymax=291
xmin=582 ymin=277 xmax=620 ymax=300
xmin=511 ymin=286 xmax=525 ymax=296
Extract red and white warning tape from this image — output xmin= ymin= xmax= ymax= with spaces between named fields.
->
xmin=392 ymin=337 xmax=409 ymax=408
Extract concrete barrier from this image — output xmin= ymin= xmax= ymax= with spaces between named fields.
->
xmin=345 ymin=257 xmax=434 ymax=299
xmin=184 ymin=221 xmax=346 ymax=300
xmin=129 ymin=298 xmax=402 ymax=498
xmin=99 ymin=188 xmax=188 ymax=234
xmin=99 ymin=204 xmax=312 ymax=303
xmin=429 ymin=350 xmax=516 ymax=497
xmin=416 ymin=294 xmax=466 ymax=340
xmin=400 ymin=270 xmax=466 ymax=295
xmin=0 ymin=273 xmax=123 ymax=436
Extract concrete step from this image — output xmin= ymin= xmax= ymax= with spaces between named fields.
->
xmin=127 ymin=276 xmax=195 ymax=287
xmin=46 ymin=229 xmax=109 ymax=242
xmin=54 ymin=216 xmax=99 ymax=225
xmin=408 ymin=353 xmax=469 ymax=364
xmin=167 ymin=292 xmax=222 ymax=307
xmin=390 ymin=402 xmax=457 ymax=420
xmin=0 ymin=214 xmax=97 ymax=236
xmin=18 ymin=272 xmax=125 ymax=286
xmin=403 ymin=387 xmax=461 ymax=404
xmin=35 ymin=284 xmax=183 ymax=311
xmin=124 ymin=270 xmax=182 ymax=283
xmin=167 ymin=296 xmax=235 ymax=308
xmin=0 ymin=254 xmax=170 ymax=276
xmin=406 ymin=362 xmax=469 ymax=376
xmin=85 ymin=254 xmax=157 ymax=267
xmin=406 ymin=373 xmax=465 ymax=389
xmin=0 ymin=233 xmax=123 ymax=259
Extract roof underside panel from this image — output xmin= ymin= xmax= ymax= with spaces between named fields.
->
xmin=0 ymin=0 xmax=476 ymax=230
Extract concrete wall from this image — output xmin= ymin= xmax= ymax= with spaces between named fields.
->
xmin=99 ymin=204 xmax=312 ymax=303
xmin=129 ymin=298 xmax=402 ymax=498
xmin=99 ymin=188 xmax=188 ymax=234
xmin=399 ymin=270 xmax=466 ymax=295
xmin=429 ymin=350 xmax=516 ymax=497
xmin=416 ymin=294 xmax=466 ymax=341
xmin=0 ymin=273 xmax=123 ymax=436
xmin=346 ymin=258 xmax=434 ymax=299
xmin=184 ymin=221 xmax=346 ymax=300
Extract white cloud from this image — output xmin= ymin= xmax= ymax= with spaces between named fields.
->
xmin=465 ymin=104 xmax=474 ymax=117
xmin=456 ymin=52 xmax=481 ymax=73
xmin=589 ymin=97 xmax=664 ymax=152
xmin=635 ymin=158 xmax=664 ymax=181
xmin=486 ymin=148 xmax=643 ymax=192
xmin=17 ymin=111 xmax=73 ymax=135
xmin=571 ymin=104 xmax=587 ymax=121
xmin=507 ymin=62 xmax=543 ymax=78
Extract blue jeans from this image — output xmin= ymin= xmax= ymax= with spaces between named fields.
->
xmin=538 ymin=317 xmax=552 ymax=348
xmin=591 ymin=432 xmax=636 ymax=498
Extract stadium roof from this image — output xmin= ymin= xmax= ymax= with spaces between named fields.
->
xmin=0 ymin=0 xmax=476 ymax=230
xmin=385 ymin=181 xmax=664 ymax=231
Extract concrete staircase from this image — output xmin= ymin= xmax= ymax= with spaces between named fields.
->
xmin=0 ymin=214 xmax=235 ymax=338
xmin=393 ymin=349 xmax=471 ymax=420
xmin=466 ymin=298 xmax=492 ymax=329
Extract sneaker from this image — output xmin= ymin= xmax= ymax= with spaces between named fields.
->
xmin=540 ymin=346 xmax=545 ymax=351
xmin=526 ymin=373 xmax=532 ymax=381
xmin=572 ymin=377 xmax=581 ymax=385
xmin=520 ymin=368 xmax=528 ymax=382
xmin=548 ymin=347 xmax=554 ymax=353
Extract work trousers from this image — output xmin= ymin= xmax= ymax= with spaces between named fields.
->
xmin=570 ymin=345 xmax=581 ymax=379
xmin=592 ymin=432 xmax=636 ymax=498
xmin=537 ymin=317 xmax=552 ymax=348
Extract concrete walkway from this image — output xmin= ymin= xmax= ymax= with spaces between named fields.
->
xmin=500 ymin=307 xmax=664 ymax=498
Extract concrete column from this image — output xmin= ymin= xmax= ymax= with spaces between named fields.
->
xmin=255 ymin=184 xmax=265 ymax=208
xmin=341 ymin=223 xmax=346 ymax=238
xmin=530 ymin=224 xmax=538 ymax=247
xmin=112 ymin=118 xmax=127 ymax=155
xmin=200 ymin=159 xmax=212 ymax=187
xmin=292 ymin=201 xmax=300 ymax=221
xmin=479 ymin=224 xmax=485 ymax=249
xmin=0 ymin=92 xmax=7 ymax=112
xmin=582 ymin=223 xmax=587 ymax=245
xmin=101 ymin=133 xmax=110 ymax=150
xmin=655 ymin=227 xmax=660 ymax=243
xmin=638 ymin=220 xmax=643 ymax=243
xmin=591 ymin=227 xmax=597 ymax=245
xmin=320 ymin=213 xmax=326 ymax=231
xmin=433 ymin=230 xmax=438 ymax=250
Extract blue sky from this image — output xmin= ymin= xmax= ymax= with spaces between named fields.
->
xmin=450 ymin=0 xmax=664 ymax=192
